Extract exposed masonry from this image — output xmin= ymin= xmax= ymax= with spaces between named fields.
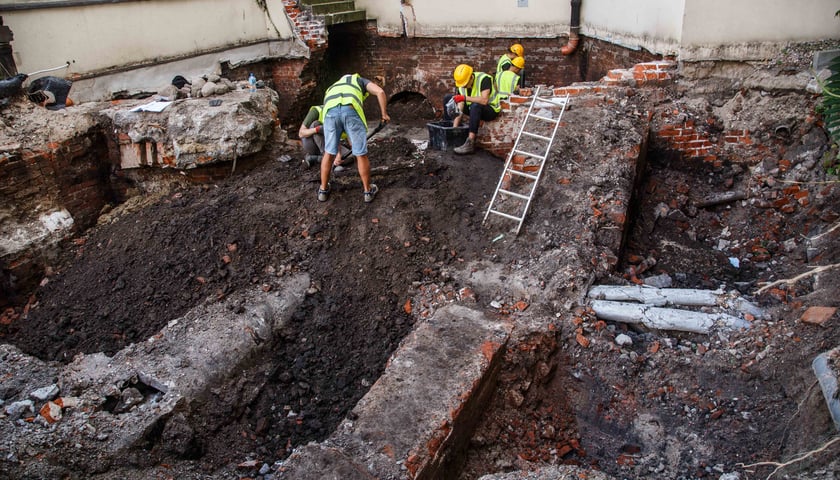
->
xmin=477 ymin=61 xmax=676 ymax=157
xmin=282 ymin=0 xmax=328 ymax=49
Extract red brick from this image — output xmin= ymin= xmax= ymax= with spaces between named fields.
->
xmin=800 ymin=306 xmax=836 ymax=326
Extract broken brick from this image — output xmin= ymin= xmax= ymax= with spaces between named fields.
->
xmin=799 ymin=306 xmax=836 ymax=326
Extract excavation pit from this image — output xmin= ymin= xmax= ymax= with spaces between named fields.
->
xmin=1 ymin=44 xmax=839 ymax=480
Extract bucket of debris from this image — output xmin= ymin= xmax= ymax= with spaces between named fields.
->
xmin=427 ymin=120 xmax=469 ymax=151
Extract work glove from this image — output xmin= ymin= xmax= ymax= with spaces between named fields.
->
xmin=453 ymin=94 xmax=466 ymax=103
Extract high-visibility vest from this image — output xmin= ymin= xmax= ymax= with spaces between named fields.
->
xmin=320 ymin=74 xmax=369 ymax=130
xmin=496 ymin=54 xmax=513 ymax=77
xmin=458 ymin=72 xmax=501 ymax=113
xmin=496 ymin=70 xmax=520 ymax=97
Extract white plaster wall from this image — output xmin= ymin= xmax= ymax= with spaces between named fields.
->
xmin=681 ymin=0 xmax=840 ymax=60
xmin=359 ymin=0 xmax=839 ymax=59
xmin=356 ymin=0 xmax=569 ymax=38
xmin=2 ymin=0 xmax=294 ymax=77
xmin=582 ymin=0 xmax=684 ymax=56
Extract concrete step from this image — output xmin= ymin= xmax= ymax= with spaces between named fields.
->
xmin=309 ymin=1 xmax=356 ymax=15
xmin=321 ymin=9 xmax=366 ymax=26
xmin=278 ymin=304 xmax=513 ymax=479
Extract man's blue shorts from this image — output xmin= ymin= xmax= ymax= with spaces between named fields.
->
xmin=324 ymin=105 xmax=368 ymax=157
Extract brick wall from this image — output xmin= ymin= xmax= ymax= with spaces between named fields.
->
xmin=0 ymin=129 xmax=112 ymax=301
xmin=583 ymin=37 xmax=663 ymax=82
xmin=477 ymin=61 xmax=676 ymax=158
xmin=241 ymin=29 xmax=662 ymax=135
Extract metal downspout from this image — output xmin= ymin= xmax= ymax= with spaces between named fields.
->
xmin=561 ymin=0 xmax=581 ymax=56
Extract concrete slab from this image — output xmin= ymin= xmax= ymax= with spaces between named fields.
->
xmin=813 ymin=49 xmax=840 ymax=71
xmin=278 ymin=304 xmax=513 ymax=479
xmin=0 ymin=276 xmax=309 ymax=477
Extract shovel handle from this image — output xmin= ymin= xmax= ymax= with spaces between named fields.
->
xmin=367 ymin=120 xmax=387 ymax=140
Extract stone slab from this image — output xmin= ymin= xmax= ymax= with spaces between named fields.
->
xmin=278 ymin=304 xmax=513 ymax=479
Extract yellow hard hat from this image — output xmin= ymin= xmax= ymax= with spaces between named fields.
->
xmin=512 ymin=56 xmax=525 ymax=69
xmin=510 ymin=43 xmax=524 ymax=57
xmin=453 ymin=64 xmax=473 ymax=88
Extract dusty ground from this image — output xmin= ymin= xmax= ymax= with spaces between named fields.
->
xmin=2 ymin=49 xmax=840 ymax=480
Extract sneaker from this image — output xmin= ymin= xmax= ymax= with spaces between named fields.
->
xmin=317 ymin=183 xmax=330 ymax=202
xmin=364 ymin=184 xmax=378 ymax=203
xmin=454 ymin=137 xmax=475 ymax=155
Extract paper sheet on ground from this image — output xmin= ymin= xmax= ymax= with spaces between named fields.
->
xmin=130 ymin=100 xmax=173 ymax=113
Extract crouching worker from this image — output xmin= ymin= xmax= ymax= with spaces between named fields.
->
xmin=318 ymin=73 xmax=390 ymax=203
xmin=298 ymin=104 xmax=351 ymax=169
xmin=497 ymin=56 xmax=525 ymax=99
xmin=443 ymin=64 xmax=501 ymax=155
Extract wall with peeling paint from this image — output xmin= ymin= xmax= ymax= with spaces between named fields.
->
xmin=359 ymin=0 xmax=838 ymax=60
xmin=680 ymin=0 xmax=840 ymax=60
xmin=0 ymin=0 xmax=297 ymax=100
xmin=357 ymin=0 xmax=569 ymax=38
xmin=582 ymin=0 xmax=684 ymax=56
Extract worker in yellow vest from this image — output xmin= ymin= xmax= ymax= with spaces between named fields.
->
xmin=496 ymin=56 xmax=525 ymax=98
xmin=317 ymin=74 xmax=390 ymax=203
xmin=298 ymin=104 xmax=351 ymax=168
xmin=496 ymin=43 xmax=524 ymax=79
xmin=444 ymin=64 xmax=501 ymax=155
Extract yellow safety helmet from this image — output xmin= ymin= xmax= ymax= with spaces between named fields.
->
xmin=510 ymin=43 xmax=524 ymax=57
xmin=512 ymin=56 xmax=525 ymax=69
xmin=453 ymin=64 xmax=473 ymax=88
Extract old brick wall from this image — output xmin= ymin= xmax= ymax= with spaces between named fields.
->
xmin=1 ymin=129 xmax=112 ymax=302
xmin=582 ymin=37 xmax=663 ymax=82
xmin=254 ymin=24 xmax=662 ymax=135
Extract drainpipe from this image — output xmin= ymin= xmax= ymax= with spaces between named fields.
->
xmin=560 ymin=0 xmax=581 ymax=56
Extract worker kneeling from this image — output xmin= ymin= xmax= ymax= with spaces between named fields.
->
xmin=444 ymin=64 xmax=501 ymax=155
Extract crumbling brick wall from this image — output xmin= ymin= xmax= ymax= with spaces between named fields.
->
xmin=0 ymin=129 xmax=112 ymax=300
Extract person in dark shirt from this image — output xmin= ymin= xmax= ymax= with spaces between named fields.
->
xmin=443 ymin=64 xmax=501 ymax=155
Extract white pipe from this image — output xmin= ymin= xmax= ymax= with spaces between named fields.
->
xmin=588 ymin=285 xmax=764 ymax=318
xmin=27 ymin=63 xmax=71 ymax=77
xmin=812 ymin=347 xmax=840 ymax=432
xmin=590 ymin=300 xmax=751 ymax=334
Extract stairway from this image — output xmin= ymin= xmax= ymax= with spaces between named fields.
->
xmin=299 ymin=0 xmax=366 ymax=26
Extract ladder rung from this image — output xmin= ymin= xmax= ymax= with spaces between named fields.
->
xmin=489 ymin=209 xmax=524 ymax=222
xmin=513 ymin=149 xmax=546 ymax=161
xmin=507 ymin=169 xmax=538 ymax=180
xmin=534 ymin=97 xmax=568 ymax=108
xmin=498 ymin=188 xmax=529 ymax=200
xmin=522 ymin=131 xmax=551 ymax=141
xmin=529 ymin=113 xmax=559 ymax=124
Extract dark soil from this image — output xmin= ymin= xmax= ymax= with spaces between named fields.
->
xmin=3 ymin=84 xmax=840 ymax=480
xmin=1 ymin=97 xmax=509 ymax=471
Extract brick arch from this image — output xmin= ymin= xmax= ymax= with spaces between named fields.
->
xmin=382 ymin=77 xmax=447 ymax=118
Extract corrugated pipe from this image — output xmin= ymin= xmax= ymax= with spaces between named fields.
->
xmin=561 ymin=0 xmax=582 ymax=56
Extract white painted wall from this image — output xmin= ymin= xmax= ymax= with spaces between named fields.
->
xmin=358 ymin=0 xmax=839 ymax=59
xmin=582 ymin=0 xmax=684 ymax=56
xmin=681 ymin=0 xmax=840 ymax=60
xmin=3 ymin=0 xmax=293 ymax=76
xmin=1 ymin=0 xmax=299 ymax=101
xmin=356 ymin=0 xmax=569 ymax=38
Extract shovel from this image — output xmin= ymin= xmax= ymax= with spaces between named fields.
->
xmin=333 ymin=120 xmax=389 ymax=173
xmin=367 ymin=120 xmax=388 ymax=141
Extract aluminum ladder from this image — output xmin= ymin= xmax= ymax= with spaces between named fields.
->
xmin=483 ymin=87 xmax=569 ymax=235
